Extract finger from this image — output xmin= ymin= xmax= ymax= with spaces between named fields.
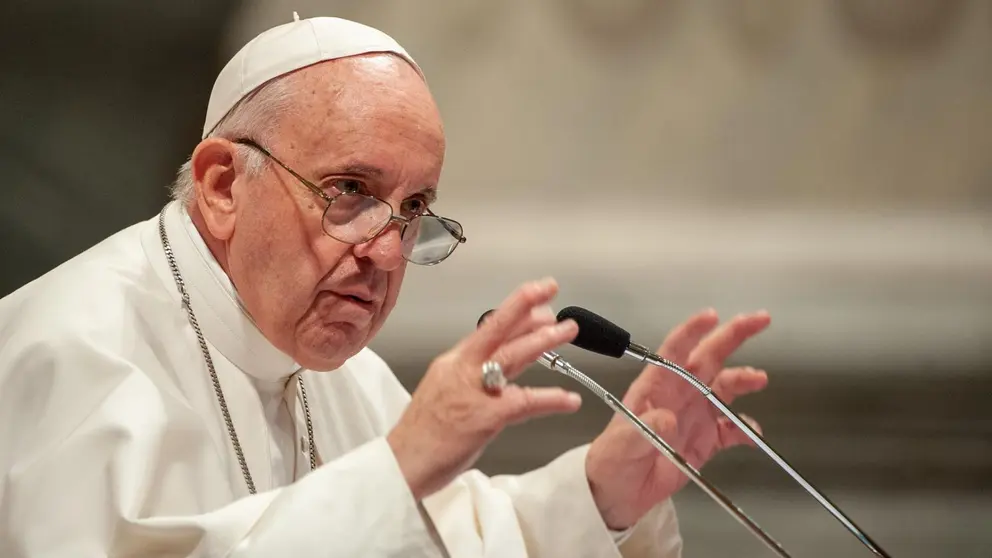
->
xmin=461 ymin=278 xmax=559 ymax=360
xmin=710 ymin=367 xmax=768 ymax=405
xmin=506 ymin=305 xmax=558 ymax=342
xmin=717 ymin=413 xmax=763 ymax=450
xmin=656 ymin=308 xmax=720 ymax=364
xmin=687 ymin=311 xmax=771 ymax=384
xmin=490 ymin=319 xmax=579 ymax=380
xmin=624 ymin=309 xmax=718 ymax=411
xmin=500 ymin=385 xmax=583 ymax=425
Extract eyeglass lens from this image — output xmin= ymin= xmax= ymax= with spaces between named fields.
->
xmin=323 ymin=193 xmax=462 ymax=264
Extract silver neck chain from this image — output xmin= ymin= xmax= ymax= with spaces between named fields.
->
xmin=157 ymin=206 xmax=316 ymax=495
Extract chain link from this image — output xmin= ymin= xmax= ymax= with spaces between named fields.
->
xmin=158 ymin=206 xmax=316 ymax=494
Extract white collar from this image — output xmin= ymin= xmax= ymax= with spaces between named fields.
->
xmin=152 ymin=201 xmax=300 ymax=382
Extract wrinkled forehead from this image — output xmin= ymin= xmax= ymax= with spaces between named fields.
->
xmin=279 ymin=55 xmax=445 ymax=159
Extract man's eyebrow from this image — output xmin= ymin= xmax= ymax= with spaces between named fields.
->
xmin=326 ymin=163 xmax=438 ymax=203
xmin=419 ymin=188 xmax=438 ymax=204
xmin=337 ymin=163 xmax=385 ymax=178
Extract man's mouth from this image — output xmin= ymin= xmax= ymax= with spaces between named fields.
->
xmin=337 ymin=290 xmax=374 ymax=304
xmin=324 ymin=289 xmax=378 ymax=309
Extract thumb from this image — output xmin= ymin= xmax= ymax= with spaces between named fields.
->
xmin=606 ymin=407 xmax=679 ymax=460
xmin=500 ymin=386 xmax=583 ymax=426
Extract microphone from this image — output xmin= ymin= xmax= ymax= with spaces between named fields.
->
xmin=557 ymin=305 xmax=891 ymax=558
xmin=476 ymin=309 xmax=791 ymax=558
xmin=558 ymin=305 xmax=712 ymax=393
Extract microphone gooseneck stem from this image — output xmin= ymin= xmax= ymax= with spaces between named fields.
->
xmin=624 ymin=343 xmax=891 ymax=558
xmin=536 ymin=351 xmax=792 ymax=558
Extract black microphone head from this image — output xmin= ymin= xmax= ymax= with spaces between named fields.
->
xmin=477 ymin=309 xmax=496 ymax=329
xmin=556 ymin=306 xmax=630 ymax=358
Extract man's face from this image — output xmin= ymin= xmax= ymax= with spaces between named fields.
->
xmin=222 ymin=55 xmax=446 ymax=371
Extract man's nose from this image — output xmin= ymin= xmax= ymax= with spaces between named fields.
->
xmin=352 ymin=222 xmax=405 ymax=271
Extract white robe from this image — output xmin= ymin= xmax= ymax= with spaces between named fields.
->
xmin=0 ymin=201 xmax=683 ymax=557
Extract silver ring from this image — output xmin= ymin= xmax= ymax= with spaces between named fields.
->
xmin=481 ymin=360 xmax=507 ymax=392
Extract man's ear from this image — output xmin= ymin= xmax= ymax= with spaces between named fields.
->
xmin=191 ymin=138 xmax=240 ymax=241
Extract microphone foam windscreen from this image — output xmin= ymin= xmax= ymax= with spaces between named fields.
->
xmin=556 ymin=306 xmax=630 ymax=358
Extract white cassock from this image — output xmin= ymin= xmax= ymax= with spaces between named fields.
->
xmin=0 ymin=201 xmax=683 ymax=557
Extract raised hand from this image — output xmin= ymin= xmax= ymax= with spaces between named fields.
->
xmin=585 ymin=309 xmax=772 ymax=529
xmin=388 ymin=278 xmax=582 ymax=499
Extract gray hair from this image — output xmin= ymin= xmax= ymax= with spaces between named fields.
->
xmin=168 ymin=74 xmax=299 ymax=206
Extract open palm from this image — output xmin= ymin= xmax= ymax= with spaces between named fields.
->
xmin=586 ymin=309 xmax=771 ymax=530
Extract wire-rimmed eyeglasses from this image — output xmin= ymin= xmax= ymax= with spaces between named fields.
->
xmin=234 ymin=138 xmax=466 ymax=266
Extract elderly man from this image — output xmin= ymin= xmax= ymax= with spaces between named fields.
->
xmin=0 ymin=15 xmax=770 ymax=557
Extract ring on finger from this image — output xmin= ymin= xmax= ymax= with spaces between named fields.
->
xmin=481 ymin=360 xmax=507 ymax=393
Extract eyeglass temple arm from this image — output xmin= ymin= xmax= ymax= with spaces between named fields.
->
xmin=233 ymin=138 xmax=331 ymax=202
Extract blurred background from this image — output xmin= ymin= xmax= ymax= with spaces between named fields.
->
xmin=2 ymin=0 xmax=990 ymax=556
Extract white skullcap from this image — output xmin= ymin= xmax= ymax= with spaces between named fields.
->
xmin=202 ymin=13 xmax=423 ymax=139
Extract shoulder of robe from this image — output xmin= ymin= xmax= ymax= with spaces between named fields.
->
xmin=0 ymin=217 xmax=178 ymax=435
xmin=0 ymin=215 xmax=172 ymax=347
